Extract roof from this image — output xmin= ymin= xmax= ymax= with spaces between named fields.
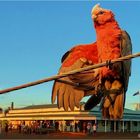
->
xmin=124 ymin=108 xmax=140 ymax=114
xmin=91 ymin=105 xmax=140 ymax=114
xmin=22 ymin=104 xmax=58 ymax=109
xmin=14 ymin=104 xmax=140 ymax=115
xmin=1 ymin=103 xmax=139 ymax=121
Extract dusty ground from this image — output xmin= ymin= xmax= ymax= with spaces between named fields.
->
xmin=0 ymin=131 xmax=139 ymax=139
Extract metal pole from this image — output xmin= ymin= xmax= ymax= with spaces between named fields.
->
xmin=139 ymin=93 xmax=140 ymax=110
xmin=130 ymin=121 xmax=132 ymax=133
xmin=105 ymin=119 xmax=107 ymax=132
xmin=114 ymin=120 xmax=116 ymax=132
xmin=123 ymin=121 xmax=124 ymax=132
xmin=0 ymin=52 xmax=140 ymax=94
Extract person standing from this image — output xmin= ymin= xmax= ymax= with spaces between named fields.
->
xmin=55 ymin=121 xmax=59 ymax=131
xmin=87 ymin=122 xmax=92 ymax=135
xmin=93 ymin=123 xmax=97 ymax=136
xmin=83 ymin=122 xmax=86 ymax=133
xmin=5 ymin=123 xmax=8 ymax=134
xmin=18 ymin=124 xmax=21 ymax=133
xmin=75 ymin=122 xmax=78 ymax=132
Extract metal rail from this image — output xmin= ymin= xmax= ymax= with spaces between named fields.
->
xmin=0 ymin=52 xmax=140 ymax=95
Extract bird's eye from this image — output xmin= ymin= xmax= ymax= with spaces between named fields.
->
xmin=99 ymin=11 xmax=104 ymax=15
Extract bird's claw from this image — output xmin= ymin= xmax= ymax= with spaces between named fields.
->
xmin=106 ymin=60 xmax=113 ymax=69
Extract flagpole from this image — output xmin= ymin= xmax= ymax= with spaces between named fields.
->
xmin=139 ymin=91 xmax=140 ymax=110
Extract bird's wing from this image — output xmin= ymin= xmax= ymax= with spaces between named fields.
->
xmin=121 ymin=30 xmax=132 ymax=92
xmin=102 ymin=30 xmax=132 ymax=119
xmin=120 ymin=30 xmax=132 ymax=106
xmin=52 ymin=46 xmax=99 ymax=111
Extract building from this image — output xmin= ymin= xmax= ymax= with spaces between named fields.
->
xmin=132 ymin=103 xmax=140 ymax=111
xmin=0 ymin=104 xmax=140 ymax=133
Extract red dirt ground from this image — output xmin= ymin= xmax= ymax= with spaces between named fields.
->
xmin=0 ymin=131 xmax=139 ymax=139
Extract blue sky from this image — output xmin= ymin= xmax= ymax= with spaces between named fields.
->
xmin=0 ymin=1 xmax=140 ymax=110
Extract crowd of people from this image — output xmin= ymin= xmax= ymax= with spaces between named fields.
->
xmin=57 ymin=120 xmax=97 ymax=135
xmin=0 ymin=120 xmax=97 ymax=136
xmin=17 ymin=120 xmax=55 ymax=134
xmin=86 ymin=122 xmax=97 ymax=135
xmin=0 ymin=120 xmax=54 ymax=135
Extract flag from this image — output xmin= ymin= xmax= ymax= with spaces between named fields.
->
xmin=133 ymin=91 xmax=140 ymax=96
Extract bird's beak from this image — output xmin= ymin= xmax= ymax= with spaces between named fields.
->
xmin=92 ymin=14 xmax=97 ymax=21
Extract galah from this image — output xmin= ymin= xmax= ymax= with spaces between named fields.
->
xmin=91 ymin=4 xmax=132 ymax=119
xmin=51 ymin=4 xmax=132 ymax=120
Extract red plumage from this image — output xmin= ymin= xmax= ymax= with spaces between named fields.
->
xmin=62 ymin=43 xmax=98 ymax=67
xmin=93 ymin=7 xmax=122 ymax=78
